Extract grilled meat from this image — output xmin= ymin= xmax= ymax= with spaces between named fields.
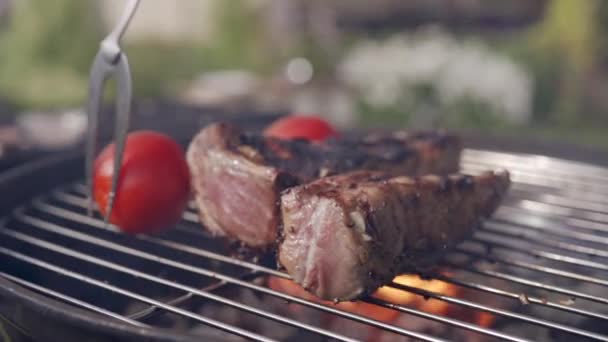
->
xmin=278 ymin=170 xmax=510 ymax=301
xmin=186 ymin=123 xmax=462 ymax=249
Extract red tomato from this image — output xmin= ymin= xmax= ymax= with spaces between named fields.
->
xmin=264 ymin=115 xmax=338 ymax=142
xmin=93 ymin=131 xmax=190 ymax=234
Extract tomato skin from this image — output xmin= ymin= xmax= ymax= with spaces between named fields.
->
xmin=264 ymin=115 xmax=338 ymax=142
xmin=93 ymin=131 xmax=190 ymax=234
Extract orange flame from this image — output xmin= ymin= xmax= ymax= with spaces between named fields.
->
xmin=268 ymin=273 xmax=496 ymax=330
xmin=476 ymin=312 xmax=495 ymax=328
xmin=268 ymin=276 xmax=399 ymax=322
xmin=268 ymin=273 xmax=460 ymax=322
xmin=374 ymin=274 xmax=458 ymax=315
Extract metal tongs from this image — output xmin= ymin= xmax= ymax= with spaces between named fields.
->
xmin=85 ymin=0 xmax=141 ymax=223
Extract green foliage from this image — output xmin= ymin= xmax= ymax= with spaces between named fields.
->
xmin=503 ymin=0 xmax=599 ymax=126
xmin=0 ymin=0 xmax=271 ymax=107
xmin=124 ymin=1 xmax=270 ymax=97
xmin=357 ymin=81 xmax=511 ymax=131
xmin=203 ymin=0 xmax=268 ymax=71
xmin=357 ymin=100 xmax=411 ymax=128
xmin=122 ymin=43 xmax=203 ymax=98
xmin=0 ymin=0 xmax=605 ymax=150
xmin=438 ymin=98 xmax=509 ymax=129
xmin=531 ymin=0 xmax=597 ymax=72
xmin=0 ymin=0 xmax=100 ymax=109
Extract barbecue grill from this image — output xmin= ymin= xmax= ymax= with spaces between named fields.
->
xmin=1 ymin=112 xmax=608 ymax=341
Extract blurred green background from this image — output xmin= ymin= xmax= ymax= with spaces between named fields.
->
xmin=0 ymin=0 xmax=606 ymax=149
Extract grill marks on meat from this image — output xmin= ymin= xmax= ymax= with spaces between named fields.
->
xmin=187 ymin=123 xmax=510 ymax=301
xmin=186 ymin=124 xmax=297 ymax=248
xmin=359 ymin=130 xmax=461 ymax=176
xmin=278 ymin=170 xmax=510 ymax=301
xmin=187 ymin=123 xmax=462 ymax=250
xmin=238 ymin=127 xmax=461 ymax=179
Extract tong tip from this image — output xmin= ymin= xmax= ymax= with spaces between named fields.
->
xmin=103 ymin=191 xmax=116 ymax=226
xmin=86 ymin=198 xmax=95 ymax=217
xmin=85 ymin=0 xmax=138 ymax=224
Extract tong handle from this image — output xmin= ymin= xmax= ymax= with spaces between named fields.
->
xmin=103 ymin=55 xmax=132 ymax=223
xmin=85 ymin=0 xmax=140 ymax=218
xmin=101 ymin=0 xmax=141 ymax=63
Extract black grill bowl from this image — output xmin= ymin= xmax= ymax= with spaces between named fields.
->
xmin=0 ymin=152 xmax=202 ymax=342
xmin=1 ymin=108 xmax=608 ymax=342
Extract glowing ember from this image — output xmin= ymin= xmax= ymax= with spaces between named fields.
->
xmin=268 ymin=273 xmax=459 ymax=322
xmin=268 ymin=273 xmax=497 ymax=340
xmin=374 ymin=274 xmax=458 ymax=316
xmin=476 ymin=312 xmax=496 ymax=328
xmin=268 ymin=276 xmax=399 ymax=321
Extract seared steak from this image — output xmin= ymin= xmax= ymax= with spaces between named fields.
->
xmin=187 ymin=123 xmax=462 ymax=249
xmin=278 ymin=170 xmax=510 ymax=301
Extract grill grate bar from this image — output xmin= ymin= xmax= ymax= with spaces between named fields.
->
xmin=0 ymin=226 xmax=362 ymax=342
xmin=512 ymin=200 xmax=608 ymax=223
xmin=12 ymin=206 xmax=516 ymax=342
xmin=70 ymin=180 xmax=608 ymax=253
xmin=0 ymin=271 xmax=147 ymax=327
xmin=73 ymin=176 xmax=608 ymax=223
xmin=463 ymin=167 xmax=608 ymax=202
xmin=481 ymin=221 xmax=608 ymax=259
xmin=4 ymin=148 xmax=608 ymax=341
xmin=464 ymin=163 xmax=607 ymax=188
xmin=510 ymin=183 xmax=608 ymax=207
xmin=126 ymin=272 xmax=260 ymax=321
xmin=449 ymin=252 xmax=608 ymax=304
xmin=63 ymin=183 xmax=608 ymax=274
xmin=50 ymin=190 xmax=608 ymax=309
xmin=388 ymin=282 xmax=608 ymax=341
xmin=468 ymin=233 xmax=608 ymax=272
xmin=159 ymin=219 xmax=210 ymax=237
xmin=34 ymin=195 xmax=288 ymax=277
xmin=60 ymin=187 xmax=608 ymax=279
xmin=496 ymin=207 xmax=608 ymax=236
xmin=48 ymin=190 xmax=608 ymax=297
xmin=72 ymin=160 xmax=608 ymax=208
xmin=512 ymin=191 xmax=608 ymax=214
xmin=181 ymin=211 xmax=199 ymax=224
xmin=67 ymin=185 xmax=203 ymax=227
xmin=362 ymin=297 xmax=530 ymax=342
xmin=462 ymin=161 xmax=608 ymax=194
xmin=462 ymin=160 xmax=608 ymax=188
xmin=566 ymin=218 xmax=608 ymax=234
xmin=55 ymin=186 xmax=608 ymax=285
xmin=428 ymin=272 xmax=608 ymax=321
xmin=26 ymin=174 xmax=606 ymax=340
xmin=56 ymin=190 xmax=212 ymax=238
xmin=462 ymin=155 xmax=608 ymax=184
xmin=463 ymin=150 xmax=608 ymax=179
xmin=0 ymin=247 xmax=276 ymax=342
xmin=128 ymin=292 xmax=194 ymax=321
xmin=74 ymin=165 xmax=608 ymax=216
xmin=20 ymin=196 xmax=608 ymax=340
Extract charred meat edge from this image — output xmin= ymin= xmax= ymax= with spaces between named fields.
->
xmin=278 ymin=170 xmax=510 ymax=302
xmin=186 ymin=123 xmax=463 ymax=251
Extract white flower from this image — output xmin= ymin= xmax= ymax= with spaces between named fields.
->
xmin=339 ymin=29 xmax=532 ymax=124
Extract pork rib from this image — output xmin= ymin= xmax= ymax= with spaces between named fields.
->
xmin=278 ymin=170 xmax=510 ymax=301
xmin=186 ymin=123 xmax=462 ymax=250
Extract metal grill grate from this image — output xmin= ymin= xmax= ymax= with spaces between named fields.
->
xmin=2 ymin=149 xmax=608 ymax=341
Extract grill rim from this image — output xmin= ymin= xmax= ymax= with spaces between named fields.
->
xmin=0 ymin=151 xmax=204 ymax=342
xmin=1 ymin=144 xmax=607 ymax=342
xmin=0 ymin=276 xmax=201 ymax=342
